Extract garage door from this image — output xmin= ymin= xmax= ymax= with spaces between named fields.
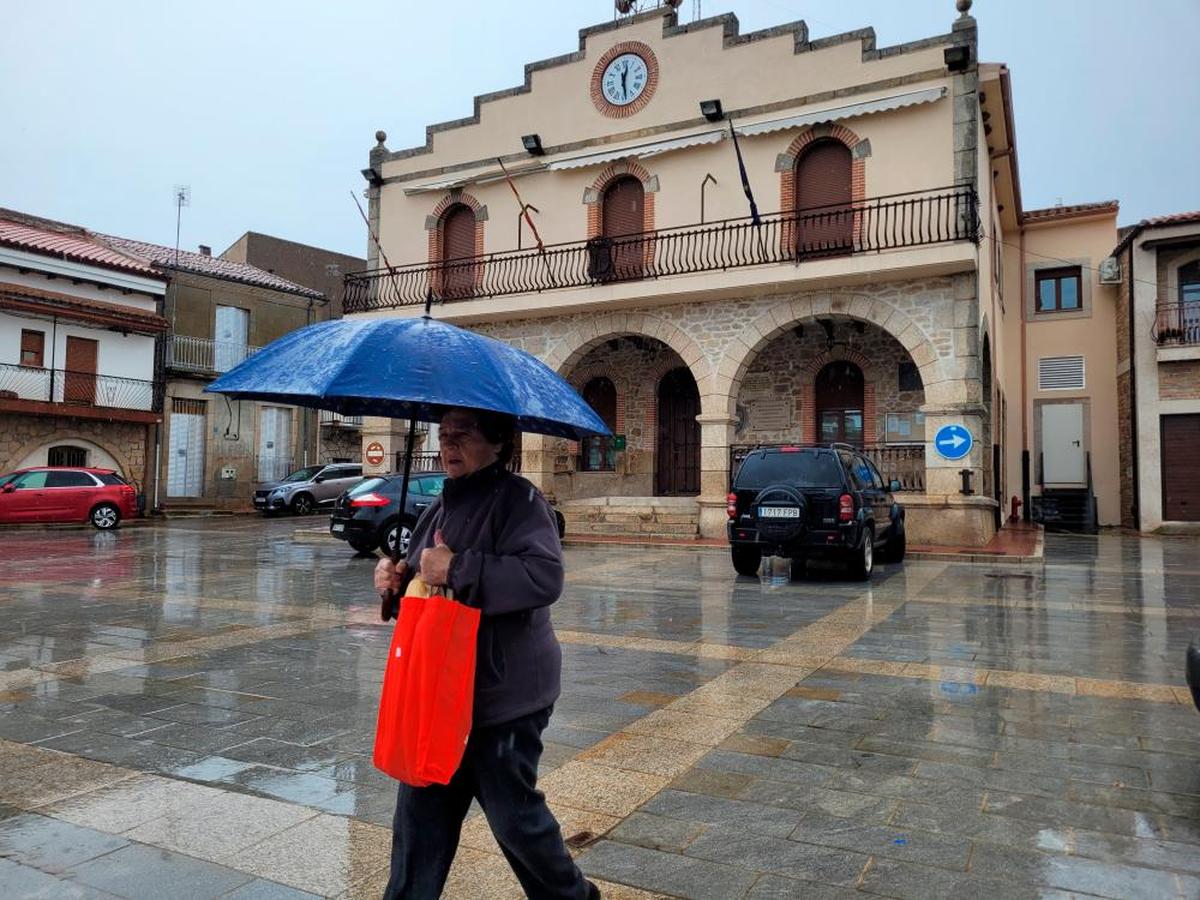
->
xmin=1162 ymin=414 xmax=1200 ymax=522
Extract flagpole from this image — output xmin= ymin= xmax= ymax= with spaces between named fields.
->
xmin=727 ymin=120 xmax=768 ymax=263
xmin=496 ymin=157 xmax=557 ymax=286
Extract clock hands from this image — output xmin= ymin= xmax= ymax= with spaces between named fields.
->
xmin=620 ymin=61 xmax=629 ymax=101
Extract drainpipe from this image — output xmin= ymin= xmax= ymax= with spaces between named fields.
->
xmin=1019 ymin=228 xmax=1030 ymax=520
xmin=1128 ymin=245 xmax=1140 ymax=528
xmin=301 ymin=296 xmax=314 ymax=466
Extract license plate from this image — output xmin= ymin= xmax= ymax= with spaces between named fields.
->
xmin=759 ymin=506 xmax=800 ymax=519
xmin=331 ymin=523 xmax=345 ymax=533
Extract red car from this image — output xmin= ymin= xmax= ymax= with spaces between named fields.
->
xmin=0 ymin=467 xmax=138 ymax=530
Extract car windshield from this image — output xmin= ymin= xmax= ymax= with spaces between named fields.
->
xmin=735 ymin=450 xmax=844 ymax=490
xmin=281 ymin=466 xmax=324 ymax=484
xmin=348 ymin=477 xmax=387 ymax=496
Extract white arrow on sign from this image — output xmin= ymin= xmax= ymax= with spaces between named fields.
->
xmin=938 ymin=433 xmax=967 ymax=450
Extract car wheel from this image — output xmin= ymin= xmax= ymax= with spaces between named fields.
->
xmin=348 ymin=538 xmax=378 ymax=555
xmin=383 ymin=520 xmax=414 ymax=559
xmin=849 ymin=526 xmax=874 ymax=581
xmin=90 ymin=503 xmax=120 ymax=531
xmin=880 ymin=524 xmax=906 ymax=564
xmin=731 ymin=544 xmax=762 ymax=577
xmin=291 ymin=493 xmax=315 ymax=516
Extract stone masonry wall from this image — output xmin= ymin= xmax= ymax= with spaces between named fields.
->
xmin=0 ymin=415 xmax=149 ymax=486
xmin=319 ymin=428 xmax=362 ymax=464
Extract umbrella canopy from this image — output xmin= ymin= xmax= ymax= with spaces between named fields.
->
xmin=204 ymin=317 xmax=610 ymax=440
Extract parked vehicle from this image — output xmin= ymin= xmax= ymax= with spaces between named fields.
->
xmin=254 ymin=463 xmax=363 ymax=516
xmin=329 ymin=470 xmax=567 ymax=556
xmin=727 ymin=443 xmax=906 ymax=580
xmin=0 ymin=467 xmax=138 ymax=530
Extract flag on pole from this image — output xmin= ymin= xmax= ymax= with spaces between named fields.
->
xmin=728 ymin=120 xmax=761 ymax=226
xmin=496 ymin=158 xmax=546 ymax=252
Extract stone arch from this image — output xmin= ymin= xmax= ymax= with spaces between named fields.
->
xmin=545 ymin=312 xmax=709 ymax=391
xmin=716 ymin=294 xmax=942 ymax=422
xmin=9 ymin=434 xmax=136 ymax=482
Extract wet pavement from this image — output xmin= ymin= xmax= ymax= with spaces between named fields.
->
xmin=0 ymin=519 xmax=1198 ymax=899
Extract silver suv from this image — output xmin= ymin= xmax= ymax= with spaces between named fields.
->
xmin=254 ymin=463 xmax=363 ymax=516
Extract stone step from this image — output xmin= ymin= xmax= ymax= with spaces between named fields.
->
xmin=566 ymin=520 xmax=699 ymax=536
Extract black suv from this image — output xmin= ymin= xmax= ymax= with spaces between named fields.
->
xmin=727 ymin=444 xmax=906 ymax=580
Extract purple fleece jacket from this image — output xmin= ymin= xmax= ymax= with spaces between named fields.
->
xmin=402 ymin=460 xmax=564 ymax=728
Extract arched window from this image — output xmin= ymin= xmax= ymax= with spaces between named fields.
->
xmin=815 ymin=361 xmax=864 ymax=445
xmin=795 ymin=139 xmax=853 ymax=258
xmin=579 ymin=377 xmax=617 ymax=472
xmin=439 ymin=204 xmax=478 ymax=299
xmin=601 ymin=176 xmax=645 ymax=280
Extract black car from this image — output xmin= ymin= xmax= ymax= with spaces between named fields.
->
xmin=329 ymin=471 xmax=567 ymax=556
xmin=727 ymin=444 xmax=906 ymax=580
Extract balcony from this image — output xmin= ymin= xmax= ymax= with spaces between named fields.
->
xmin=0 ymin=363 xmax=161 ymax=423
xmin=167 ymin=335 xmax=262 ymax=375
xmin=1152 ymin=303 xmax=1200 ymax=347
xmin=320 ymin=411 xmax=363 ymax=429
xmin=344 ymin=186 xmax=978 ymax=314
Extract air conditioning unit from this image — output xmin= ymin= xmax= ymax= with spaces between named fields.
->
xmin=1098 ymin=256 xmax=1121 ymax=284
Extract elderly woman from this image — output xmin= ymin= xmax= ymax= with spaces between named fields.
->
xmin=374 ymin=406 xmax=598 ymax=900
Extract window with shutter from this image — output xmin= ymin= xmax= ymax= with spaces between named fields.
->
xmin=580 ymin=377 xmax=617 ymax=471
xmin=20 ymin=330 xmax=45 ymax=367
xmin=601 ymin=176 xmax=645 ymax=280
xmin=795 ymin=139 xmax=853 ymax=258
xmin=1038 ymin=356 xmax=1085 ymax=391
xmin=440 ymin=204 xmax=478 ymax=299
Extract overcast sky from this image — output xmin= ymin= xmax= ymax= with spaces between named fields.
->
xmin=2 ymin=1 xmax=1197 ymax=260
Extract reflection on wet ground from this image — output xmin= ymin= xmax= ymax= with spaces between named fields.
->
xmin=0 ymin=520 xmax=1198 ymax=898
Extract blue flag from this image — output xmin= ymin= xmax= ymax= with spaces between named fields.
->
xmin=729 ymin=120 xmax=761 ymax=226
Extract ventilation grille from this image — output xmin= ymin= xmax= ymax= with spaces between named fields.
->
xmin=1038 ymin=356 xmax=1085 ymax=391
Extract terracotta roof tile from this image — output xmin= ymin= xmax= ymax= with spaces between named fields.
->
xmin=1112 ymin=209 xmax=1200 ymax=255
xmin=98 ymin=235 xmax=325 ymax=300
xmin=0 ymin=283 xmax=169 ymax=333
xmin=1022 ymin=200 xmax=1119 ymax=223
xmin=0 ymin=215 xmax=163 ymax=279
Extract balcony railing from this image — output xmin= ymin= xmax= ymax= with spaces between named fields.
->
xmin=167 ymin=335 xmax=262 ymax=374
xmin=344 ymin=186 xmax=978 ymax=313
xmin=729 ymin=443 xmax=926 ymax=492
xmin=0 ymin=363 xmax=159 ymax=412
xmin=1152 ymin=303 xmax=1200 ymax=347
xmin=320 ymin=412 xmax=364 ymax=429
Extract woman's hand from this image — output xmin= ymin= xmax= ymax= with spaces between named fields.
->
xmin=374 ymin=557 xmax=407 ymax=597
xmin=420 ymin=530 xmax=455 ymax=587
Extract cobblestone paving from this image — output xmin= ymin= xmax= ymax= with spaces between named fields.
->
xmin=0 ymin=521 xmax=1197 ymax=898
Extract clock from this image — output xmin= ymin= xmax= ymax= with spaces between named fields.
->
xmin=601 ymin=53 xmax=648 ymax=107
xmin=591 ymin=41 xmax=659 ymax=118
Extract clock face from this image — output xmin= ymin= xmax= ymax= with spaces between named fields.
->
xmin=601 ymin=53 xmax=649 ymax=107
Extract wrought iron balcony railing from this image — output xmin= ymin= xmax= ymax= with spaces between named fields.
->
xmin=167 ymin=335 xmax=262 ymax=374
xmin=729 ymin=442 xmax=926 ymax=492
xmin=0 ymin=363 xmax=159 ymax=413
xmin=1152 ymin=303 xmax=1200 ymax=347
xmin=319 ymin=412 xmax=364 ymax=428
xmin=344 ymin=186 xmax=978 ymax=313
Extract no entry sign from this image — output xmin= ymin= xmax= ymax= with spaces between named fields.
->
xmin=365 ymin=441 xmax=385 ymax=466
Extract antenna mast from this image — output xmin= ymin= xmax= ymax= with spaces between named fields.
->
xmin=173 ymin=185 xmax=191 ymax=267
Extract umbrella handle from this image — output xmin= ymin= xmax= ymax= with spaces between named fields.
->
xmin=380 ymin=588 xmax=398 ymax=622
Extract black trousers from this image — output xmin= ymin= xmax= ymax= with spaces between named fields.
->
xmin=383 ymin=706 xmax=591 ymax=900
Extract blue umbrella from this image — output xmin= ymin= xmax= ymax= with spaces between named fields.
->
xmin=205 ymin=314 xmax=609 ymax=619
xmin=204 ymin=316 xmax=610 ymax=440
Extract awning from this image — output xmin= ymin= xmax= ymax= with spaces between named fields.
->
xmin=546 ymin=129 xmax=726 ymax=171
xmin=734 ymin=86 xmax=947 ymax=137
xmin=403 ymin=165 xmax=548 ymax=196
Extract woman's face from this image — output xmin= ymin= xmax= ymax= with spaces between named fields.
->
xmin=438 ymin=409 xmax=502 ymax=479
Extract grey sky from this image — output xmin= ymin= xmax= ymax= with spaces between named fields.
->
xmin=2 ymin=1 xmax=1196 ymax=261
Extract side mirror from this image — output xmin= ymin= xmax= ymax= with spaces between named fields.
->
xmin=889 ymin=479 xmax=902 ymax=493
xmin=313 ymin=475 xmax=326 ymax=483
xmin=1 ymin=483 xmax=15 ymax=494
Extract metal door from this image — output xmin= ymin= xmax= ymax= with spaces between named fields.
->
xmin=258 ymin=407 xmax=293 ymax=482
xmin=655 ymin=367 xmax=700 ymax=495
xmin=214 ymin=306 xmax=249 ymax=373
xmin=64 ymin=336 xmax=98 ymax=404
xmin=1041 ymin=403 xmax=1085 ymax=485
xmin=167 ymin=407 xmax=206 ymax=497
xmin=1162 ymin=414 xmax=1200 ymax=521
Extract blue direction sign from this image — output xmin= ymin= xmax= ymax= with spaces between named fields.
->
xmin=933 ymin=424 xmax=973 ymax=460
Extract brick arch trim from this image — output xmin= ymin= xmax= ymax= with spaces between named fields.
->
xmin=779 ymin=125 xmax=866 ymax=254
xmin=569 ymin=366 xmax=628 ymax=434
xmin=800 ymin=349 xmax=878 ymax=445
xmin=427 ymin=190 xmax=486 ymax=295
xmin=586 ymin=160 xmax=657 ymax=240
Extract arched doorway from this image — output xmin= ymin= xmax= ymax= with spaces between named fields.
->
xmin=795 ymin=139 xmax=853 ymax=258
xmin=602 ymin=176 xmax=645 ymax=280
xmin=815 ymin=361 xmax=864 ymax=445
xmin=656 ymin=367 xmax=699 ymax=495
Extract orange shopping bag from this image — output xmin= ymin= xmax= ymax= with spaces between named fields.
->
xmin=373 ymin=576 xmax=480 ymax=787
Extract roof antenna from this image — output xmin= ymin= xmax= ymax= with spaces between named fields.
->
xmin=172 ymin=185 xmax=190 ymax=269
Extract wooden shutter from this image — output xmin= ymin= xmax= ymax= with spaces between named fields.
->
xmin=64 ymin=336 xmax=98 ymax=404
xmin=602 ymin=177 xmax=645 ymax=280
xmin=1162 ymin=414 xmax=1200 ymax=521
xmin=795 ymin=139 xmax=853 ymax=257
xmin=20 ymin=330 xmax=44 ymax=367
xmin=441 ymin=205 xmax=477 ymax=299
